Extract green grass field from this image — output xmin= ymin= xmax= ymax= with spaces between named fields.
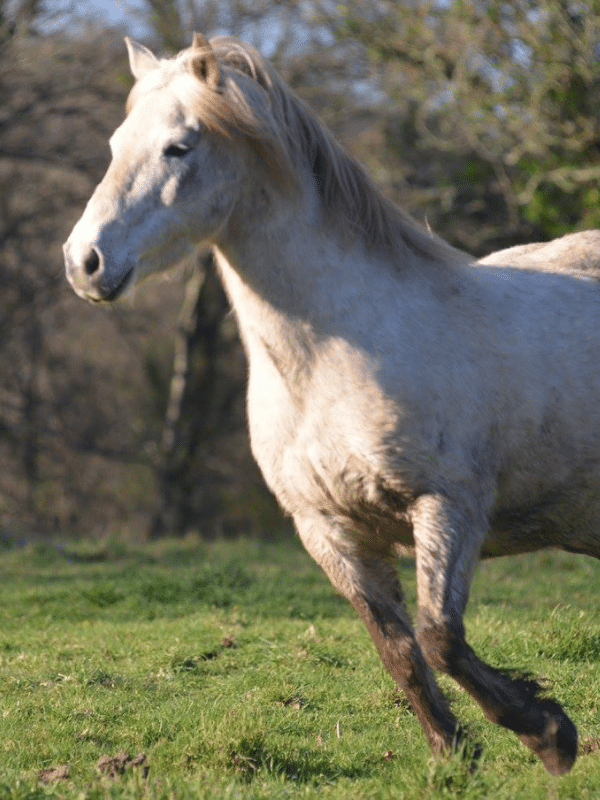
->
xmin=0 ymin=535 xmax=599 ymax=799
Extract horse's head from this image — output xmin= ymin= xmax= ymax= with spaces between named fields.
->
xmin=64 ymin=34 xmax=248 ymax=302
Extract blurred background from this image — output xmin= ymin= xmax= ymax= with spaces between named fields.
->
xmin=2 ymin=0 xmax=599 ymax=543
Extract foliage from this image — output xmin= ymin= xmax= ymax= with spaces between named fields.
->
xmin=0 ymin=26 xmax=158 ymax=534
xmin=0 ymin=538 xmax=599 ymax=797
xmin=333 ymin=0 xmax=600 ymax=252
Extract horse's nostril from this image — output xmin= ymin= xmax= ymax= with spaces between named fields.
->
xmin=84 ymin=248 xmax=101 ymax=276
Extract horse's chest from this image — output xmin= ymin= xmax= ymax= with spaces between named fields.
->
xmin=246 ymin=358 xmax=413 ymax=538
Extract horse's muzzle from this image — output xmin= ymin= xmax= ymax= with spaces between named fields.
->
xmin=63 ymin=239 xmax=133 ymax=303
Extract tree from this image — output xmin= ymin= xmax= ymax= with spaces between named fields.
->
xmin=149 ymin=254 xmax=258 ymax=538
xmin=0 ymin=22 xmax=175 ymax=535
xmin=330 ymin=0 xmax=600 ymax=253
xmin=5 ymin=1 xmax=596 ymax=540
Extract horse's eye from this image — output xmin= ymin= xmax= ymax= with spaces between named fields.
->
xmin=164 ymin=143 xmax=191 ymax=158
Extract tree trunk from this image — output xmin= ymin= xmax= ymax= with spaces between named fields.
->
xmin=149 ymin=253 xmax=241 ymax=538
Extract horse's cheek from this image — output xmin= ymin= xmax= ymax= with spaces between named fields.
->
xmin=160 ymin=175 xmax=179 ymax=207
xmin=185 ymin=169 xmax=239 ymax=233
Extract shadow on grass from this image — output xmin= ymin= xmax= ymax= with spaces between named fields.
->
xmin=222 ymin=733 xmax=377 ymax=784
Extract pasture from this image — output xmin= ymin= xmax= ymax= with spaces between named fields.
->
xmin=0 ymin=536 xmax=599 ymax=799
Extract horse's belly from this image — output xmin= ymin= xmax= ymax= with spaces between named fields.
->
xmin=484 ymin=475 xmax=600 ymax=558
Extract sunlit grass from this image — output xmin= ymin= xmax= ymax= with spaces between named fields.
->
xmin=0 ymin=537 xmax=599 ymax=798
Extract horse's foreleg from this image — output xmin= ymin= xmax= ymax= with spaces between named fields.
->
xmin=410 ymin=493 xmax=577 ymax=776
xmin=294 ymin=513 xmax=462 ymax=757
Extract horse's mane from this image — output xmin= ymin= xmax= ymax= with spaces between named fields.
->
xmin=132 ymin=36 xmax=468 ymax=266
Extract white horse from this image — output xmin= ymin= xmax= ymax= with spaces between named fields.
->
xmin=64 ymin=34 xmax=600 ymax=775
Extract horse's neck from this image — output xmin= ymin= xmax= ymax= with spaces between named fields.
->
xmin=215 ymin=183 xmax=326 ymax=314
xmin=213 ymin=185 xmax=386 ymax=358
xmin=212 ymin=182 xmax=458 ymax=392
xmin=212 ymin=198 xmax=332 ymax=387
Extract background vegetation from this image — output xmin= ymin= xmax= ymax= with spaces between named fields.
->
xmin=2 ymin=0 xmax=600 ymax=542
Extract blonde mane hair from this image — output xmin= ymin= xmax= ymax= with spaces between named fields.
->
xmin=129 ymin=36 xmax=468 ymax=265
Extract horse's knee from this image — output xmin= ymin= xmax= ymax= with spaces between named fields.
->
xmin=416 ymin=616 xmax=465 ymax=674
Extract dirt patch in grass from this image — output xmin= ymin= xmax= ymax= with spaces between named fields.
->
xmin=580 ymin=737 xmax=600 ymax=756
xmin=38 ymin=764 xmax=70 ymax=784
xmin=97 ymin=750 xmax=148 ymax=779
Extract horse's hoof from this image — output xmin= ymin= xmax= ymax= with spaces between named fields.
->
xmin=453 ymin=737 xmax=483 ymax=774
xmin=520 ymin=703 xmax=578 ymax=776
xmin=437 ymin=726 xmax=482 ymax=773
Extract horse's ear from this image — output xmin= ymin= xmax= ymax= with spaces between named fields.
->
xmin=189 ymin=32 xmax=221 ymax=90
xmin=125 ymin=37 xmax=160 ymax=81
xmin=192 ymin=32 xmax=209 ymax=49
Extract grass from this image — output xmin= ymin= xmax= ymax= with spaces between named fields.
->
xmin=0 ymin=535 xmax=599 ymax=798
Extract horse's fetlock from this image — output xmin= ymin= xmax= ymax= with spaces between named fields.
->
xmin=416 ymin=619 xmax=463 ymax=673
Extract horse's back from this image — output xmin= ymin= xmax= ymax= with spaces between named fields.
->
xmin=479 ymin=229 xmax=600 ymax=278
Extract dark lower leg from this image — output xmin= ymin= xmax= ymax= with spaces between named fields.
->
xmin=356 ymin=596 xmax=463 ymax=755
xmin=417 ymin=618 xmax=577 ymax=775
xmin=411 ymin=493 xmax=577 ymax=775
xmin=293 ymin=514 xmax=466 ymax=760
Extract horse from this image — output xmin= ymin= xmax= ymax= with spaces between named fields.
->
xmin=63 ymin=33 xmax=600 ymax=775
xmin=480 ymin=229 xmax=600 ymax=277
